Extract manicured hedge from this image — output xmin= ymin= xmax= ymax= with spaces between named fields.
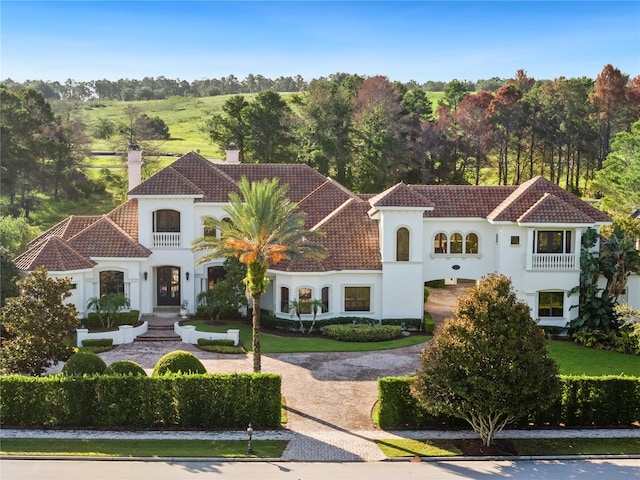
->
xmin=0 ymin=373 xmax=281 ymax=429
xmin=323 ymin=324 xmax=402 ymax=342
xmin=84 ymin=310 xmax=140 ymax=328
xmin=82 ymin=339 xmax=113 ymax=348
xmin=260 ymin=310 xmax=424 ymax=333
xmin=377 ymin=375 xmax=640 ymax=429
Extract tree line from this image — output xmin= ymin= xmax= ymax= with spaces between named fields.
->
xmin=206 ymin=66 xmax=640 ymax=197
xmin=1 ymin=74 xmax=505 ymax=102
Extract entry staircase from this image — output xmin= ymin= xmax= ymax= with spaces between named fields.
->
xmin=135 ymin=308 xmax=183 ymax=342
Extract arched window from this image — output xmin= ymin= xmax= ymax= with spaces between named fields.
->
xmin=153 ymin=210 xmax=180 ymax=232
xmin=298 ymin=287 xmax=312 ymax=314
xmin=434 ymin=233 xmax=448 ymax=254
xmin=465 ymin=233 xmax=479 ymax=254
xmin=207 ymin=266 xmax=225 ymax=290
xmin=280 ymin=287 xmax=290 ymax=313
xmin=450 ymin=233 xmax=463 ymax=254
xmin=100 ymin=271 xmax=124 ymax=296
xmin=321 ymin=286 xmax=329 ymax=313
xmin=396 ymin=227 xmax=410 ymax=261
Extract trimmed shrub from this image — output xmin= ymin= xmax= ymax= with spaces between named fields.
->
xmin=323 ymin=324 xmax=402 ymax=342
xmin=84 ymin=310 xmax=140 ymax=329
xmin=377 ymin=375 xmax=640 ymax=429
xmin=423 ymin=314 xmax=435 ymax=335
xmin=62 ymin=351 xmax=107 ymax=376
xmin=0 ymin=373 xmax=281 ymax=428
xmin=152 ymin=350 xmax=206 ymax=376
xmin=104 ymin=360 xmax=147 ymax=376
xmin=425 ymin=279 xmax=446 ymax=288
xmin=381 ymin=318 xmax=423 ymax=331
xmin=82 ymin=339 xmax=113 ymax=348
xmin=197 ymin=339 xmax=235 ymax=347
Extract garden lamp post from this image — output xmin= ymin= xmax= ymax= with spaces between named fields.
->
xmin=247 ymin=423 xmax=254 ymax=454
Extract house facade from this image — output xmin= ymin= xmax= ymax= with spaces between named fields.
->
xmin=16 ymin=147 xmax=623 ymax=328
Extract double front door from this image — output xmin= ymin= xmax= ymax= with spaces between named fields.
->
xmin=157 ymin=266 xmax=180 ymax=306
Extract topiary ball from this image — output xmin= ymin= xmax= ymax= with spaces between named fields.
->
xmin=104 ymin=360 xmax=147 ymax=376
xmin=62 ymin=351 xmax=107 ymax=376
xmin=152 ymin=350 xmax=206 ymax=376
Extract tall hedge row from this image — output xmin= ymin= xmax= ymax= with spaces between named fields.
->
xmin=0 ymin=373 xmax=281 ymax=428
xmin=378 ymin=375 xmax=640 ymax=429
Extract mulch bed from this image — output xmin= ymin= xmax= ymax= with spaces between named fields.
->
xmin=452 ymin=438 xmax=519 ymax=456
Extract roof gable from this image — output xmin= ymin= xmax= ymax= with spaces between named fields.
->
xmin=14 ymin=236 xmax=96 ymax=272
xmin=128 ymin=164 xmax=204 ymax=197
xmin=415 ymin=185 xmax=516 ymax=218
xmin=298 ymin=179 xmax=359 ymax=229
xmin=170 ymin=152 xmax=241 ymax=202
xmin=369 ymin=182 xmax=433 ymax=209
xmin=68 ymin=217 xmax=151 ymax=258
xmin=518 ymin=193 xmax=596 ymax=224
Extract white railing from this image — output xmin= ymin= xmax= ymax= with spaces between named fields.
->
xmin=153 ymin=232 xmax=181 ymax=248
xmin=174 ymin=322 xmax=240 ymax=346
xmin=530 ymin=253 xmax=576 ymax=270
xmin=76 ymin=321 xmax=148 ymax=347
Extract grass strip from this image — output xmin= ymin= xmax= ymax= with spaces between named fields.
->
xmin=548 ymin=341 xmax=640 ymax=376
xmin=375 ymin=439 xmax=461 ymax=457
xmin=511 ymin=437 xmax=640 ymax=456
xmin=376 ymin=437 xmax=640 ymax=457
xmin=0 ymin=439 xmax=288 ymax=458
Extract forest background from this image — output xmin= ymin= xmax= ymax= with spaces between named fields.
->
xmin=1 ymin=64 xmax=639 ymax=254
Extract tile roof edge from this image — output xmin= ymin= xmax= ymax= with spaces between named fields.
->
xmin=311 ymin=198 xmax=357 ymax=231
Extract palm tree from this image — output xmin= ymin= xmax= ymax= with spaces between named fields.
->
xmin=600 ymin=225 xmax=640 ymax=301
xmin=192 ymin=177 xmax=326 ymax=372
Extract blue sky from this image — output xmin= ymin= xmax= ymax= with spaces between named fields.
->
xmin=2 ymin=1 xmax=638 ymax=83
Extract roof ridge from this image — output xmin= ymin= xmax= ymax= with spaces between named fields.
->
xmin=312 ymin=198 xmax=356 ymax=231
xmin=487 ymin=176 xmax=542 ymax=220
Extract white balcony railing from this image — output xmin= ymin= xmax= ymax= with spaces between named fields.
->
xmin=153 ymin=232 xmax=181 ymax=248
xmin=531 ymin=253 xmax=575 ymax=270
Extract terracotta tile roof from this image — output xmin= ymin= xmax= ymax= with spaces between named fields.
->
xmin=29 ymin=215 xmax=100 ymax=249
xmin=275 ymin=199 xmax=381 ymax=272
xmin=415 ymin=185 xmax=517 ymax=218
xmin=216 ymin=163 xmax=328 ymax=202
xmin=369 ymin=182 xmax=434 ymax=208
xmin=68 ymin=217 xmax=152 ymax=258
xmin=128 ymin=165 xmax=204 ymax=197
xmin=14 ymin=236 xmax=96 ymax=272
xmin=107 ymin=199 xmax=139 ymax=240
xmin=170 ymin=152 xmax=241 ymax=202
xmin=518 ymin=193 xmax=597 ymax=224
xmin=488 ymin=176 xmax=611 ymax=223
xmin=297 ymin=178 xmax=359 ymax=229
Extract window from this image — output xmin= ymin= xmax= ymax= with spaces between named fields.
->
xmin=280 ymin=287 xmax=290 ymax=313
xmin=207 ymin=266 xmax=225 ymax=290
xmin=345 ymin=286 xmax=370 ymax=312
xmin=396 ymin=227 xmax=410 ymax=261
xmin=465 ymin=233 xmax=479 ymax=254
xmin=298 ymin=287 xmax=312 ymax=314
xmin=100 ymin=271 xmax=124 ymax=296
xmin=450 ymin=233 xmax=463 ymax=254
xmin=536 ymin=231 xmax=571 ymax=254
xmin=321 ymin=286 xmax=329 ymax=313
xmin=538 ymin=291 xmax=564 ymax=317
xmin=153 ymin=210 xmax=180 ymax=232
xmin=204 ymin=224 xmax=217 ymax=239
xmin=434 ymin=233 xmax=447 ymax=254
xmin=510 ymin=235 xmax=520 ymax=246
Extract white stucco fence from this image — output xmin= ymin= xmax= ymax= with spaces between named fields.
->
xmin=76 ymin=321 xmax=149 ymax=347
xmin=174 ymin=322 xmax=240 ymax=346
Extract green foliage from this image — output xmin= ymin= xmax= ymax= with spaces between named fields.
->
xmin=0 ymin=267 xmax=79 ymax=376
xmin=0 ymin=373 xmax=281 ymax=428
xmin=86 ymin=293 xmax=131 ymax=329
xmin=0 ymin=247 xmax=20 ymax=307
xmin=378 ymin=375 xmax=640 ymax=429
xmin=62 ymin=351 xmax=107 ymax=376
xmin=0 ymin=215 xmax=41 ymax=257
xmin=84 ymin=310 xmax=139 ymax=329
xmin=422 ymin=314 xmax=435 ymax=335
xmin=197 ymin=339 xmax=235 ymax=347
xmin=104 ymin=360 xmax=147 ymax=376
xmin=413 ymin=273 xmax=561 ymax=446
xmin=573 ymin=323 xmax=640 ymax=355
xmin=323 ymin=324 xmax=402 ymax=342
xmin=196 ymin=258 xmax=248 ymax=321
xmin=81 ymin=339 xmax=113 ymax=348
xmin=152 ymin=350 xmax=207 ymax=376
xmin=425 ymin=279 xmax=446 ymax=288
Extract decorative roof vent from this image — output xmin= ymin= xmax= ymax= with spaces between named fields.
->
xmin=225 ymin=143 xmax=240 ymax=164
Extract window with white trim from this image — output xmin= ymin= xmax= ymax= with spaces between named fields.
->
xmin=538 ymin=291 xmax=564 ymax=317
xmin=298 ymin=287 xmax=312 ymax=314
xmin=345 ymin=286 xmax=371 ymax=312
xmin=396 ymin=227 xmax=410 ymax=261
xmin=434 ymin=233 xmax=447 ymax=254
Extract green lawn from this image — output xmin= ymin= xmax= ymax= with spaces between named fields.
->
xmin=186 ymin=319 xmax=429 ymax=353
xmin=0 ymin=439 xmax=287 ymax=458
xmin=548 ymin=340 xmax=640 ymax=377
xmin=375 ymin=437 xmax=640 ymax=457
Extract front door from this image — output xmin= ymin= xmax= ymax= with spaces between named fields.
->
xmin=157 ymin=266 xmax=180 ymax=306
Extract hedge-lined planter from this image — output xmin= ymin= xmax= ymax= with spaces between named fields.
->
xmin=377 ymin=375 xmax=640 ymax=429
xmin=260 ymin=310 xmax=424 ymax=333
xmin=0 ymin=373 xmax=281 ymax=429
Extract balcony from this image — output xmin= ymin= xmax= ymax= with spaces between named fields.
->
xmin=153 ymin=232 xmax=181 ymax=248
xmin=530 ymin=253 xmax=576 ymax=270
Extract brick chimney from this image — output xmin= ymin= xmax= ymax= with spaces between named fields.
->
xmin=225 ymin=143 xmax=240 ymax=164
xmin=127 ymin=144 xmax=143 ymax=190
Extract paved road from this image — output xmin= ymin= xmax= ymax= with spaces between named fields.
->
xmin=3 ymin=459 xmax=640 ymax=480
